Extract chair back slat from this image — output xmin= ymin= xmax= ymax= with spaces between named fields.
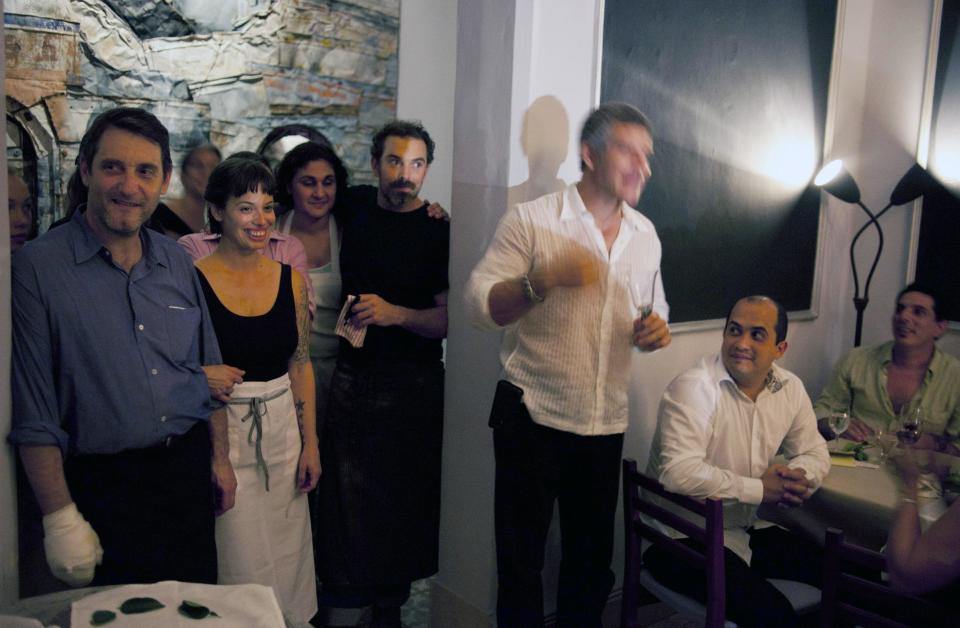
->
xmin=837 ymin=543 xmax=887 ymax=571
xmin=621 ymin=458 xmax=726 ymax=628
xmin=838 ymin=573 xmax=902 ymax=608
xmin=820 ymin=527 xmax=950 ymax=628
xmin=837 ymin=602 xmax=912 ymax=628
xmin=634 ymin=497 xmax=708 ymax=543
xmin=629 ymin=465 xmax=714 ymax=517
xmin=632 ymin=519 xmax=706 ymax=569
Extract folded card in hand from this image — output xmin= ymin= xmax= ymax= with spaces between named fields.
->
xmin=335 ymin=294 xmax=366 ymax=348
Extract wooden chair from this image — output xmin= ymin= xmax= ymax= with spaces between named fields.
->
xmin=621 ymin=459 xmax=820 ymax=628
xmin=820 ymin=527 xmax=950 ymax=628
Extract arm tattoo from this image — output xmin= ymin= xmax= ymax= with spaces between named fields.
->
xmin=293 ymin=277 xmax=309 ymax=363
xmin=295 ymin=399 xmax=306 ymax=443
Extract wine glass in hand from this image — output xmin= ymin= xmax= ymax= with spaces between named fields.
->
xmin=898 ymin=405 xmax=923 ymax=446
xmin=629 ymin=269 xmax=658 ymax=319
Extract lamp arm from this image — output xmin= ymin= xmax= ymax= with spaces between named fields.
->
xmin=861 ymin=201 xmax=892 ymax=301
xmin=848 ymin=201 xmax=880 ymax=299
xmin=873 ymin=202 xmax=897 ymax=223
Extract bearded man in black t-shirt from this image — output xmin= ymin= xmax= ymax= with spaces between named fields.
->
xmin=316 ymin=120 xmax=449 ymax=628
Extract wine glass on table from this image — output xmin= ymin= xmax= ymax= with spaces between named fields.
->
xmin=873 ymin=422 xmax=899 ymax=463
xmin=897 ymin=405 xmax=923 ymax=446
xmin=826 ymin=411 xmax=850 ymax=453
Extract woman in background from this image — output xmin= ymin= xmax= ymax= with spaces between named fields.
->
xmin=275 ymin=141 xmax=349 ymax=424
xmin=196 ymin=155 xmax=320 ymax=623
xmin=155 ymin=143 xmax=222 ymax=237
xmin=8 ymin=170 xmax=35 ymax=252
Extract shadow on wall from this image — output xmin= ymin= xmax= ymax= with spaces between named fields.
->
xmin=461 ymin=95 xmax=571 ymax=291
xmin=507 ymin=95 xmax=570 ymax=210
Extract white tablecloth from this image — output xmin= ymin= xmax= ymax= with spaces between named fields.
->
xmin=759 ymin=452 xmax=950 ymax=549
xmin=1 ymin=581 xmax=312 ymax=628
xmin=70 ymin=581 xmax=285 ymax=628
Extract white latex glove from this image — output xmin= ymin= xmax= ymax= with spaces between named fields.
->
xmin=42 ymin=503 xmax=103 ymax=587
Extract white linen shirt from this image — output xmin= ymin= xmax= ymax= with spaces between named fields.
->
xmin=464 ymin=183 xmax=668 ymax=436
xmin=646 ymin=353 xmax=830 ymax=560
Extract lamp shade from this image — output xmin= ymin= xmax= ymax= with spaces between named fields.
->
xmin=890 ymin=163 xmax=935 ymax=206
xmin=814 ymin=159 xmax=861 ymax=204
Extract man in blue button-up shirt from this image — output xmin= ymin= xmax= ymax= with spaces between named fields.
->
xmin=9 ymin=108 xmax=235 ymax=587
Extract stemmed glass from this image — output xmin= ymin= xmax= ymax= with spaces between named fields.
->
xmin=629 ymin=269 xmax=658 ymax=319
xmin=873 ymin=422 xmax=899 ymax=462
xmin=897 ymin=405 xmax=923 ymax=445
xmin=826 ymin=411 xmax=850 ymax=452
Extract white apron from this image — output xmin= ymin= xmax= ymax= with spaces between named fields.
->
xmin=279 ymin=213 xmax=342 ymax=410
xmin=215 ymin=374 xmax=317 ymax=623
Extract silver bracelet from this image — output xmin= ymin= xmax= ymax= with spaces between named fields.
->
xmin=902 ymin=497 xmax=918 ymax=505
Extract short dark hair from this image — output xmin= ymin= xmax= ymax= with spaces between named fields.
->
xmin=580 ymin=102 xmax=651 ymax=171
xmin=370 ymin=120 xmax=435 ymax=164
xmin=897 ymin=282 xmax=945 ymax=321
xmin=70 ymin=107 xmax=173 ymax=213
xmin=203 ymin=155 xmax=276 ymax=234
xmin=78 ymin=107 xmax=172 ymax=176
xmin=226 ymin=151 xmax=270 ymax=168
xmin=724 ymin=295 xmax=789 ymax=344
xmin=180 ymin=143 xmax=222 ymax=172
xmin=275 ymin=141 xmax=349 ymax=213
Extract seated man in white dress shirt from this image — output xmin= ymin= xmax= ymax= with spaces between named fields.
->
xmin=645 ymin=295 xmax=830 ymax=627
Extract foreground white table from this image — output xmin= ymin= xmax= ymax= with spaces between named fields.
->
xmin=0 ymin=582 xmax=311 ymax=628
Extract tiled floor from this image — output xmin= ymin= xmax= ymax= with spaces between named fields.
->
xmin=399 ymin=578 xmax=431 ymax=627
xmin=398 ymin=579 xmax=695 ymax=628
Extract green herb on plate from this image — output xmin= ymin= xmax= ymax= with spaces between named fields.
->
xmin=91 ymin=609 xmax=116 ymax=625
xmin=837 ymin=441 xmax=870 ymax=461
xmin=178 ymin=600 xmax=220 ymax=619
xmin=119 ymin=597 xmax=165 ymax=614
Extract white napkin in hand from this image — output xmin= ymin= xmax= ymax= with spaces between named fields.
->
xmin=335 ymin=294 xmax=367 ymax=348
xmin=43 ymin=502 xmax=103 ymax=587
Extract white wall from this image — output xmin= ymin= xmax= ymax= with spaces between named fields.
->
xmin=436 ymin=0 xmax=952 ymax=623
xmin=434 ymin=2 xmax=516 ymax=623
xmin=397 ymin=0 xmax=457 ymax=211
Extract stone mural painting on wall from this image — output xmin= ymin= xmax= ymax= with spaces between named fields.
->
xmin=4 ymin=0 xmax=399 ymax=232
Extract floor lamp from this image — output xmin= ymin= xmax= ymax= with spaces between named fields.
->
xmin=814 ymin=161 xmax=934 ymax=347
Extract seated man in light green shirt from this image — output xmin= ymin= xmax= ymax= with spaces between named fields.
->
xmin=814 ymin=283 xmax=960 ymax=453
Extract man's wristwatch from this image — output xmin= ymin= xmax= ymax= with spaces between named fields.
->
xmin=521 ymin=273 xmax=545 ymax=303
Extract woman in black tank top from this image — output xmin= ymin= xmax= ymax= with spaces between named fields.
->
xmin=194 ymin=155 xmax=320 ymax=622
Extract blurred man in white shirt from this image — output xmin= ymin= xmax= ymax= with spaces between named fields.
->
xmin=465 ymin=102 xmax=671 ymax=628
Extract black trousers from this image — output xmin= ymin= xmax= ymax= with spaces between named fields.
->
xmin=65 ymin=421 xmax=217 ymax=586
xmin=643 ymin=525 xmax=823 ymax=628
xmin=492 ymin=381 xmax=624 ymax=628
xmin=318 ymin=359 xmax=443 ymax=597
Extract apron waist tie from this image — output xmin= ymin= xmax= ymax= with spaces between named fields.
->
xmin=228 ymin=386 xmax=288 ymax=491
